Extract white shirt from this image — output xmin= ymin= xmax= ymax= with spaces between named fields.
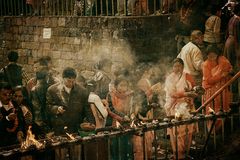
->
xmin=177 ymin=42 xmax=203 ymax=76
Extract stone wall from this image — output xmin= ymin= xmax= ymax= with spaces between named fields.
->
xmin=0 ymin=16 xmax=177 ymax=75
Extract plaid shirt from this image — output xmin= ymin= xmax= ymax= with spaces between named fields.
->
xmin=22 ymin=68 xmax=31 ymax=86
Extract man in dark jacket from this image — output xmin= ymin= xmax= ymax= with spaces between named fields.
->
xmin=46 ymin=67 xmax=93 ymax=135
xmin=46 ymin=67 xmax=94 ymax=160
xmin=0 ymin=51 xmax=30 ymax=88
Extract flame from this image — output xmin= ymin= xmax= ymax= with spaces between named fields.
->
xmin=130 ymin=120 xmax=136 ymax=128
xmin=116 ymin=121 xmax=121 ymax=129
xmin=175 ymin=112 xmax=180 ymax=119
xmin=66 ymin=132 xmax=75 ymax=140
xmin=208 ymin=107 xmax=215 ymax=114
xmin=21 ymin=126 xmax=44 ymax=150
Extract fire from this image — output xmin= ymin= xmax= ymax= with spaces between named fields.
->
xmin=208 ymin=107 xmax=215 ymax=114
xmin=175 ymin=112 xmax=180 ymax=119
xmin=66 ymin=132 xmax=75 ymax=140
xmin=21 ymin=126 xmax=44 ymax=150
xmin=130 ymin=120 xmax=136 ymax=128
xmin=116 ymin=121 xmax=121 ymax=129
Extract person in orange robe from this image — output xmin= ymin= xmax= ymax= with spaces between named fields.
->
xmin=202 ymin=44 xmax=232 ymax=131
xmin=164 ymin=58 xmax=198 ymax=160
xmin=107 ymin=76 xmax=133 ymax=160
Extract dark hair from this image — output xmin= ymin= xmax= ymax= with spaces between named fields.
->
xmin=234 ymin=3 xmax=240 ymax=15
xmin=190 ymin=30 xmax=203 ymax=42
xmin=36 ymin=70 xmax=48 ymax=80
xmin=114 ymin=76 xmax=129 ymax=87
xmin=38 ymin=57 xmax=49 ymax=66
xmin=97 ymin=58 xmax=112 ymax=70
xmin=210 ymin=5 xmax=221 ymax=15
xmin=62 ymin=67 xmax=77 ymax=78
xmin=7 ymin=51 xmax=19 ymax=62
xmin=0 ymin=82 xmax=12 ymax=90
xmin=206 ymin=44 xmax=221 ymax=56
xmin=173 ymin=58 xmax=184 ymax=66
xmin=42 ymin=56 xmax=51 ymax=62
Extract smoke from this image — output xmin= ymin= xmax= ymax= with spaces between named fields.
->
xmin=33 ymin=27 xmax=176 ymax=112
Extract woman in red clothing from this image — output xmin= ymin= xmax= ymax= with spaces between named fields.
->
xmin=202 ymin=45 xmax=232 ymax=131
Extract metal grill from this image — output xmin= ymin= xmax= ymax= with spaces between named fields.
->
xmin=0 ymin=0 xmax=179 ymax=16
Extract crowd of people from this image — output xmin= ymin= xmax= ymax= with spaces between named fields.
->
xmin=0 ymin=1 xmax=240 ymax=160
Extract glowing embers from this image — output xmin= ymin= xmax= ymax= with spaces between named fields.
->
xmin=21 ymin=126 xmax=45 ymax=150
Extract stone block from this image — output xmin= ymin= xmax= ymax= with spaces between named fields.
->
xmin=62 ymin=44 xmax=73 ymax=52
xmin=73 ymin=38 xmax=81 ymax=45
xmin=78 ymin=18 xmax=87 ymax=27
xmin=51 ymin=43 xmax=62 ymax=51
xmin=66 ymin=17 xmax=78 ymax=28
xmin=12 ymin=26 xmax=18 ymax=34
xmin=34 ymin=35 xmax=40 ymax=42
xmin=43 ymin=17 xmax=51 ymax=26
xmin=41 ymin=43 xmax=51 ymax=50
xmin=61 ymin=51 xmax=73 ymax=60
xmin=50 ymin=18 xmax=58 ymax=27
xmin=16 ymin=18 xmax=23 ymax=26
xmin=58 ymin=18 xmax=66 ymax=27
xmin=52 ymin=51 xmax=61 ymax=59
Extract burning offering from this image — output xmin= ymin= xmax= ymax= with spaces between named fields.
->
xmin=21 ymin=126 xmax=45 ymax=150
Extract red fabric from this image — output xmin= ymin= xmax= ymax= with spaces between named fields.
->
xmin=110 ymin=89 xmax=133 ymax=114
xmin=202 ymin=56 xmax=232 ymax=130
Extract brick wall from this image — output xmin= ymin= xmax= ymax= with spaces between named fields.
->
xmin=0 ymin=16 xmax=177 ymax=75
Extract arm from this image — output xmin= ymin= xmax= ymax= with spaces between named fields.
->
xmin=106 ymin=93 xmax=125 ymax=117
xmin=213 ymin=17 xmax=221 ymax=35
xmin=81 ymin=88 xmax=96 ymax=124
xmin=192 ymin=48 xmax=204 ymax=71
xmin=30 ymin=89 xmax=43 ymax=123
xmin=46 ymin=88 xmax=64 ymax=116
xmin=218 ymin=56 xmax=233 ymax=73
xmin=22 ymin=68 xmax=31 ymax=86
xmin=165 ymin=73 xmax=196 ymax=99
xmin=202 ymin=62 xmax=222 ymax=85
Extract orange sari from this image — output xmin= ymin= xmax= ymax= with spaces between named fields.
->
xmin=202 ymin=56 xmax=232 ymax=130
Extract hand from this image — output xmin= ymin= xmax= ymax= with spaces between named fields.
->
xmin=101 ymin=99 xmax=109 ymax=107
xmin=17 ymin=131 xmax=24 ymax=143
xmin=57 ymin=106 xmax=65 ymax=114
xmin=123 ymin=115 xmax=130 ymax=122
xmin=80 ymin=122 xmax=95 ymax=131
xmin=130 ymin=113 xmax=136 ymax=120
xmin=150 ymin=103 xmax=159 ymax=108
xmin=221 ymin=72 xmax=229 ymax=78
xmin=8 ymin=113 xmax=17 ymax=121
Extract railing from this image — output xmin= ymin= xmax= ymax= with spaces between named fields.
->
xmin=0 ymin=75 xmax=238 ymax=160
xmin=0 ymin=0 xmax=180 ymax=17
xmin=196 ymin=71 xmax=240 ymax=114
xmin=0 ymin=112 xmax=239 ymax=160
